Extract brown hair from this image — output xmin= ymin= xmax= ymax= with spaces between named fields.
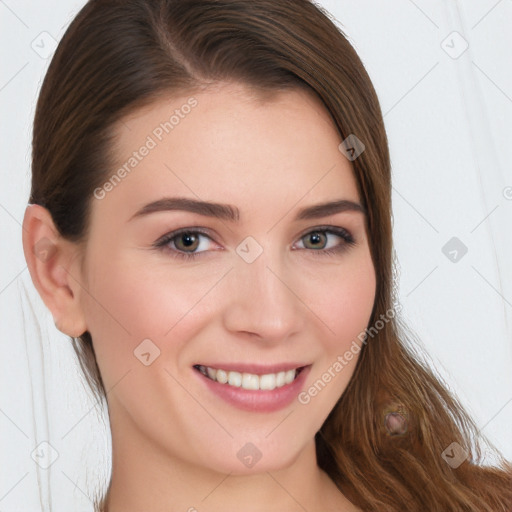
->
xmin=29 ymin=0 xmax=512 ymax=510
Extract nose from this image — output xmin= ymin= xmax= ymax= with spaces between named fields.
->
xmin=221 ymin=244 xmax=306 ymax=344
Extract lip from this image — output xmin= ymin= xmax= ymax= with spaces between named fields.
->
xmin=193 ymin=364 xmax=311 ymax=412
xmin=194 ymin=362 xmax=308 ymax=374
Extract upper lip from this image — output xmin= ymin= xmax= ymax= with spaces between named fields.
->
xmin=194 ymin=362 xmax=310 ymax=375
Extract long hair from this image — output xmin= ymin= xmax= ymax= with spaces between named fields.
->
xmin=29 ymin=1 xmax=512 ymax=510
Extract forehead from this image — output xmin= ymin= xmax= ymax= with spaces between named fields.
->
xmin=94 ymin=82 xmax=361 ymax=225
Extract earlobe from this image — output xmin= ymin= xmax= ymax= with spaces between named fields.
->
xmin=22 ymin=204 xmax=88 ymax=338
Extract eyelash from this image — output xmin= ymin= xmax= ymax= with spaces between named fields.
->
xmin=153 ymin=225 xmax=356 ymax=261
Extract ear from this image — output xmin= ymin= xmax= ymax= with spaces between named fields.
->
xmin=22 ymin=204 xmax=87 ymax=338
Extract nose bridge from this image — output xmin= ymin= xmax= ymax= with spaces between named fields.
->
xmin=223 ymin=238 xmax=305 ymax=340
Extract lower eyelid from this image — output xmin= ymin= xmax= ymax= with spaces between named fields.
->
xmin=294 ymin=230 xmax=354 ymax=248
xmin=154 ymin=229 xmax=214 ymax=248
xmin=171 ymin=232 xmax=217 ymax=252
xmin=155 ymin=227 xmax=354 ymax=255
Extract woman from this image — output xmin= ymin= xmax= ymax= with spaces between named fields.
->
xmin=21 ymin=0 xmax=512 ymax=510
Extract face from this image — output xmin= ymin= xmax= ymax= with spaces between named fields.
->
xmin=78 ymin=82 xmax=376 ymax=474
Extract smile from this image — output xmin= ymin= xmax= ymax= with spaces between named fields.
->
xmin=194 ymin=364 xmax=304 ymax=391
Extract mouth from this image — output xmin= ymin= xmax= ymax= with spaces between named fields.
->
xmin=193 ymin=364 xmax=307 ymax=391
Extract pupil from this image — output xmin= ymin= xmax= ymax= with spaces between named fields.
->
xmin=178 ymin=233 xmax=197 ymax=249
xmin=309 ymin=232 xmax=325 ymax=246
xmin=182 ymin=233 xmax=196 ymax=247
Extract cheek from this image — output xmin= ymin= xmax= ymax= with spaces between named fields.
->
xmin=300 ymin=253 xmax=376 ymax=395
xmin=293 ymin=258 xmax=375 ymax=431
xmin=335 ymin=263 xmax=376 ymax=347
xmin=79 ymin=252 xmax=228 ymax=382
xmin=306 ymin=252 xmax=376 ymax=348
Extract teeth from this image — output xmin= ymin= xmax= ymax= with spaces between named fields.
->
xmin=284 ymin=369 xmax=296 ymax=384
xmin=259 ymin=373 xmax=276 ymax=390
xmin=276 ymin=371 xmax=286 ymax=387
xmin=228 ymin=371 xmax=242 ymax=387
xmin=216 ymin=368 xmax=228 ymax=384
xmin=242 ymin=373 xmax=259 ymax=390
xmin=197 ymin=365 xmax=300 ymax=390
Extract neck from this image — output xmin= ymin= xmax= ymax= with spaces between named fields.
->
xmin=102 ymin=405 xmax=355 ymax=512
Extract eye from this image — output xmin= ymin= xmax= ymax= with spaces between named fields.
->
xmin=153 ymin=228 xmax=218 ymax=260
xmin=293 ymin=226 xmax=356 ymax=256
xmin=153 ymin=225 xmax=356 ymax=261
xmin=172 ymin=232 xmax=206 ymax=252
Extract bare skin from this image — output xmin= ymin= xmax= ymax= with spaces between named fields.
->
xmin=23 ymin=82 xmax=373 ymax=511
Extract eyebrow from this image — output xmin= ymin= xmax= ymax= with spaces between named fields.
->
xmin=129 ymin=196 xmax=366 ymax=223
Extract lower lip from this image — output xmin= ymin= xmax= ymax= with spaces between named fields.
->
xmin=194 ymin=366 xmax=311 ymax=412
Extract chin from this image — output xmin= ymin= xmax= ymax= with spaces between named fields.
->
xmin=196 ymin=432 xmax=311 ymax=475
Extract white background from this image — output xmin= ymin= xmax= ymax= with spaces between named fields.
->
xmin=1 ymin=1 xmax=511 ymax=510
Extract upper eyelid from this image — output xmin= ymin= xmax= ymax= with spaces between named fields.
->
xmin=295 ymin=224 xmax=353 ymax=239
xmin=293 ymin=226 xmax=355 ymax=250
xmin=155 ymin=225 xmax=353 ymax=250
xmin=154 ymin=227 xmax=219 ymax=247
